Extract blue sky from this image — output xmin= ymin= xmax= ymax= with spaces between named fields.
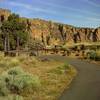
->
xmin=0 ymin=0 xmax=100 ymax=28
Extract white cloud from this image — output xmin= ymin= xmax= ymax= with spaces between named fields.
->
xmin=6 ymin=1 xmax=100 ymax=27
xmin=83 ymin=0 xmax=100 ymax=7
xmin=37 ymin=0 xmax=100 ymax=17
xmin=65 ymin=14 xmax=100 ymax=23
xmin=8 ymin=1 xmax=100 ymax=18
xmin=8 ymin=1 xmax=57 ymax=14
xmin=86 ymin=17 xmax=100 ymax=22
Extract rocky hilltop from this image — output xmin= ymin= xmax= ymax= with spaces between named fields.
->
xmin=0 ymin=8 xmax=100 ymax=46
xmin=0 ymin=8 xmax=11 ymax=22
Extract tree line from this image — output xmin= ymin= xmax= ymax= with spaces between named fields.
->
xmin=0 ymin=13 xmax=29 ymax=55
xmin=0 ymin=13 xmax=45 ymax=56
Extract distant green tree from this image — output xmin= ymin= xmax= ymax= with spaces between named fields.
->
xmin=1 ymin=20 xmax=11 ymax=53
xmin=1 ymin=13 xmax=28 ymax=55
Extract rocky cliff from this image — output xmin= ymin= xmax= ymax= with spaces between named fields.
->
xmin=0 ymin=8 xmax=11 ymax=22
xmin=0 ymin=8 xmax=100 ymax=46
xmin=29 ymin=19 xmax=100 ymax=46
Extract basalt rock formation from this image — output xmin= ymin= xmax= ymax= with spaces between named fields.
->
xmin=0 ymin=8 xmax=11 ymax=22
xmin=29 ymin=19 xmax=100 ymax=46
xmin=0 ymin=8 xmax=100 ymax=46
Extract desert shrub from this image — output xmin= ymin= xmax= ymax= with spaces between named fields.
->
xmin=49 ymin=63 xmax=70 ymax=75
xmin=95 ymin=50 xmax=100 ymax=61
xmin=0 ymin=55 xmax=38 ymax=69
xmin=0 ymin=67 xmax=41 ymax=97
xmin=89 ymin=51 xmax=96 ymax=60
xmin=0 ymin=53 xmax=4 ymax=60
xmin=0 ymin=95 xmax=23 ymax=100
xmin=0 ymin=57 xmax=9 ymax=68
xmin=0 ymin=80 xmax=10 ymax=96
xmin=8 ymin=58 xmax=20 ymax=67
xmin=7 ymin=67 xmax=24 ymax=75
xmin=0 ymin=57 xmax=20 ymax=68
xmin=28 ymin=57 xmax=38 ymax=64
xmin=9 ymin=74 xmax=41 ymax=94
xmin=13 ymin=95 xmax=23 ymax=100
xmin=18 ymin=56 xmax=38 ymax=67
xmin=87 ymin=50 xmax=100 ymax=61
xmin=18 ymin=56 xmax=28 ymax=62
xmin=0 ymin=60 xmax=7 ymax=67
xmin=62 ymin=63 xmax=70 ymax=70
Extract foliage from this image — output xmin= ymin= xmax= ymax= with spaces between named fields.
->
xmin=0 ymin=95 xmax=24 ymax=100
xmin=89 ymin=50 xmax=96 ymax=60
xmin=49 ymin=63 xmax=70 ymax=74
xmin=87 ymin=50 xmax=100 ymax=61
xmin=0 ymin=57 xmax=20 ymax=68
xmin=0 ymin=67 xmax=41 ymax=97
xmin=29 ymin=39 xmax=44 ymax=50
xmin=0 ymin=54 xmax=77 ymax=100
xmin=0 ymin=13 xmax=28 ymax=51
xmin=95 ymin=50 xmax=100 ymax=61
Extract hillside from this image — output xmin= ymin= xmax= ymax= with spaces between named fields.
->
xmin=0 ymin=8 xmax=100 ymax=47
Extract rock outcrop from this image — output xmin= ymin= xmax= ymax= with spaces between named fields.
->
xmin=0 ymin=8 xmax=11 ymax=22
xmin=29 ymin=19 xmax=100 ymax=45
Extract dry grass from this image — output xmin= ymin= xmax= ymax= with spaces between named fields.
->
xmin=0 ymin=54 xmax=77 ymax=100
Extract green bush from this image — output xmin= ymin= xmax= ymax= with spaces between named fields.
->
xmin=0 ymin=67 xmax=41 ymax=97
xmin=49 ymin=63 xmax=70 ymax=75
xmin=95 ymin=51 xmax=100 ymax=61
xmin=0 ymin=81 xmax=9 ymax=96
xmin=7 ymin=67 xmax=24 ymax=75
xmin=0 ymin=95 xmax=23 ymax=100
xmin=62 ymin=63 xmax=70 ymax=70
xmin=9 ymin=74 xmax=41 ymax=94
xmin=87 ymin=50 xmax=100 ymax=61
xmin=13 ymin=95 xmax=23 ymax=100
xmin=89 ymin=51 xmax=96 ymax=60
xmin=87 ymin=50 xmax=96 ymax=60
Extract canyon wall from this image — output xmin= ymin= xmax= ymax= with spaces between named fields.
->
xmin=29 ymin=19 xmax=100 ymax=46
xmin=0 ymin=8 xmax=100 ymax=46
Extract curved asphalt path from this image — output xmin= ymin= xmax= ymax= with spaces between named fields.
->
xmin=40 ymin=55 xmax=100 ymax=100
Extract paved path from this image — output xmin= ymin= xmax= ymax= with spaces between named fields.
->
xmin=41 ymin=55 xmax=100 ymax=100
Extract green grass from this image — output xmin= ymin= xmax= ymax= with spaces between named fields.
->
xmin=0 ymin=57 xmax=20 ymax=69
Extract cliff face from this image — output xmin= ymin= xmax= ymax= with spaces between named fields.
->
xmin=29 ymin=19 xmax=100 ymax=45
xmin=0 ymin=8 xmax=100 ymax=46
xmin=0 ymin=8 xmax=11 ymax=22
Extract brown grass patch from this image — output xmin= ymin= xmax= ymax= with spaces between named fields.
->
xmin=0 ymin=55 xmax=77 ymax=100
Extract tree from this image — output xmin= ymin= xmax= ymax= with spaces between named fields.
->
xmin=29 ymin=39 xmax=44 ymax=56
xmin=8 ymin=14 xmax=28 ymax=50
xmin=1 ymin=20 xmax=11 ymax=54
xmin=26 ymin=19 xmax=32 ymax=49
xmin=1 ymin=13 xmax=28 ymax=55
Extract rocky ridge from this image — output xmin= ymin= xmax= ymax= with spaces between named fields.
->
xmin=0 ymin=8 xmax=100 ymax=46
